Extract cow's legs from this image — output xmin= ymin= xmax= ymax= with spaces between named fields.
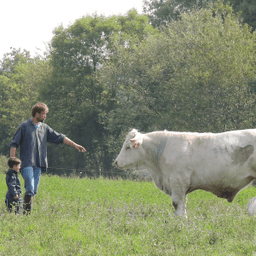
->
xmin=171 ymin=179 xmax=188 ymax=217
xmin=172 ymin=193 xmax=187 ymax=217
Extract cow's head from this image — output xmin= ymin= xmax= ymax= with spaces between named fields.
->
xmin=114 ymin=129 xmax=146 ymax=170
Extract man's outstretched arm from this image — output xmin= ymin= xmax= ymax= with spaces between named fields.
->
xmin=63 ymin=137 xmax=86 ymax=152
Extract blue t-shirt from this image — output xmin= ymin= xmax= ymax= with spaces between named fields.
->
xmin=34 ymin=122 xmax=42 ymax=130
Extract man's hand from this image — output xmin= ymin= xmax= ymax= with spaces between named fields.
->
xmin=64 ymin=137 xmax=86 ymax=152
xmin=74 ymin=144 xmax=86 ymax=153
xmin=14 ymin=194 xmax=18 ymax=200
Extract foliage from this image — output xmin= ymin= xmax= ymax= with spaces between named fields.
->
xmin=0 ymin=48 xmax=31 ymax=75
xmin=224 ymin=0 xmax=256 ymax=31
xmin=0 ymin=174 xmax=256 ymax=255
xmin=0 ymin=49 xmax=48 ymax=154
xmin=143 ymin=0 xmax=215 ymax=28
xmin=143 ymin=0 xmax=181 ymax=28
xmin=143 ymin=0 xmax=256 ymax=31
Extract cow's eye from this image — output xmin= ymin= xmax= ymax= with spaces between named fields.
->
xmin=125 ymin=146 xmax=131 ymax=151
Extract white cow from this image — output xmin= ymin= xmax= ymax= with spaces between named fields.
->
xmin=114 ymin=129 xmax=256 ymax=217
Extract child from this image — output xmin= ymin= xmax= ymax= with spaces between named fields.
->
xmin=5 ymin=157 xmax=22 ymax=214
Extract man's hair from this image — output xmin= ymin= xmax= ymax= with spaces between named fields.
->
xmin=8 ymin=157 xmax=21 ymax=169
xmin=31 ymin=103 xmax=49 ymax=117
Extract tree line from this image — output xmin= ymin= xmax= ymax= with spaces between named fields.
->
xmin=1 ymin=0 xmax=256 ymax=176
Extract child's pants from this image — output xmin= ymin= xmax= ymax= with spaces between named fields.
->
xmin=5 ymin=197 xmax=22 ymax=214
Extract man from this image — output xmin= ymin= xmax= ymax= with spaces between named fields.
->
xmin=10 ymin=102 xmax=86 ymax=213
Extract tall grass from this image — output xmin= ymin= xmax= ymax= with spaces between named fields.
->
xmin=1 ymin=173 xmax=256 ymax=255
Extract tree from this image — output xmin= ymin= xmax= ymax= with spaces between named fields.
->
xmin=0 ymin=49 xmax=49 ymax=155
xmin=0 ymin=48 xmax=31 ymax=75
xmin=143 ymin=0 xmax=256 ymax=31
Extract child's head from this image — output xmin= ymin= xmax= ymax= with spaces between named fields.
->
xmin=8 ymin=157 xmax=21 ymax=171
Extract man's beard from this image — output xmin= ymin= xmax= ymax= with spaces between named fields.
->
xmin=37 ymin=117 xmax=45 ymax=123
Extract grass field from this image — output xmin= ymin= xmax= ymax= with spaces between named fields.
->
xmin=1 ymin=173 xmax=256 ymax=255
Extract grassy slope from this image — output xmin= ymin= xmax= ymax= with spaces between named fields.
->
xmin=0 ymin=174 xmax=256 ymax=255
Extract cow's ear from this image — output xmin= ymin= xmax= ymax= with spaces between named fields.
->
xmin=130 ymin=138 xmax=141 ymax=148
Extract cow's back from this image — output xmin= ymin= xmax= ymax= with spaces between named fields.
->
xmin=149 ymin=129 xmax=256 ymax=201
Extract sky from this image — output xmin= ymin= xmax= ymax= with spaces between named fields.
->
xmin=0 ymin=0 xmax=144 ymax=60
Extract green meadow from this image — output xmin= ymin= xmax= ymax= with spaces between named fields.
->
xmin=1 ymin=173 xmax=256 ymax=255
